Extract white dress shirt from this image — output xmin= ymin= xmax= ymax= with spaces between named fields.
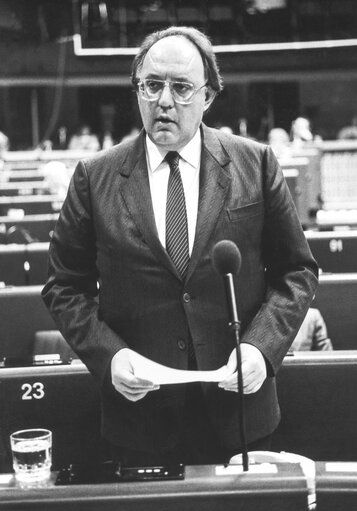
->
xmin=145 ymin=130 xmax=201 ymax=256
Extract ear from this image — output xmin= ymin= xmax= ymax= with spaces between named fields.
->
xmin=203 ymin=87 xmax=216 ymax=112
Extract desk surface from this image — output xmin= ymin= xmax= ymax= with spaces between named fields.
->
xmin=0 ymin=463 xmax=307 ymax=511
xmin=316 ymin=462 xmax=357 ymax=511
xmin=5 ymin=462 xmax=357 ymax=511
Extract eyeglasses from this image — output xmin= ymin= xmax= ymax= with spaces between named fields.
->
xmin=137 ymin=79 xmax=207 ymax=105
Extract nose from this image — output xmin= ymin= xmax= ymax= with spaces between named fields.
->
xmin=158 ymin=82 xmax=174 ymax=109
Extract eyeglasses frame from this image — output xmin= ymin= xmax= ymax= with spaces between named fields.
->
xmin=136 ymin=78 xmax=208 ymax=105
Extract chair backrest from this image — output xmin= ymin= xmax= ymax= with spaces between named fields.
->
xmin=0 ymin=214 xmax=58 ymax=242
xmin=0 ymin=285 xmax=57 ymax=359
xmin=313 ymin=273 xmax=357 ymax=349
xmin=273 ymin=351 xmax=357 ymax=461
xmin=306 ymin=230 xmax=357 ymax=273
xmin=32 ymin=330 xmax=77 ymax=360
xmin=0 ymin=242 xmax=49 ymax=286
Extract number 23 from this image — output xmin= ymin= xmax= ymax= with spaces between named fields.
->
xmin=21 ymin=382 xmax=45 ymax=400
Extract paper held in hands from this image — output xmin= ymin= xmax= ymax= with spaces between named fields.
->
xmin=130 ymin=351 xmax=230 ymax=385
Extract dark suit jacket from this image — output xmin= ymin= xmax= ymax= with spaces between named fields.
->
xmin=42 ymin=124 xmax=318 ymax=453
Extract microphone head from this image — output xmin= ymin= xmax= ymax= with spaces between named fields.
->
xmin=212 ymin=240 xmax=242 ymax=276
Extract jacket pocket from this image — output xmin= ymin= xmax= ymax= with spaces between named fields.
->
xmin=227 ymin=201 xmax=264 ymax=222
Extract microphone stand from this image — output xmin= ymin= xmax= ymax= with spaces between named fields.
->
xmin=224 ymin=274 xmax=249 ymax=472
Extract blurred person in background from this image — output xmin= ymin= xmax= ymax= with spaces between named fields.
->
xmin=290 ymin=116 xmax=322 ymax=149
xmin=290 ymin=117 xmax=313 ymax=148
xmin=0 ymin=131 xmax=10 ymax=173
xmin=290 ymin=307 xmax=332 ymax=351
xmin=268 ymin=128 xmax=292 ymax=159
xmin=0 ymin=131 xmax=9 ymax=153
xmin=68 ymin=124 xmax=100 ymax=152
xmin=337 ymin=115 xmax=357 ymax=140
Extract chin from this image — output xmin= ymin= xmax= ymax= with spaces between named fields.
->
xmin=153 ymin=133 xmax=179 ymax=150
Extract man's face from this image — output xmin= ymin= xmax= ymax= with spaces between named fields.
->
xmin=137 ymin=35 xmax=214 ymax=152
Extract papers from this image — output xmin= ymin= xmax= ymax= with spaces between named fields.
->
xmin=129 ymin=351 xmax=230 ymax=385
xmin=325 ymin=462 xmax=357 ymax=472
xmin=215 ymin=464 xmax=278 ymax=476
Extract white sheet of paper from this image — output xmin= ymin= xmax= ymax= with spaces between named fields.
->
xmin=130 ymin=351 xmax=230 ymax=385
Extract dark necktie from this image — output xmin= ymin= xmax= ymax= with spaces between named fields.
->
xmin=165 ymin=151 xmax=190 ymax=278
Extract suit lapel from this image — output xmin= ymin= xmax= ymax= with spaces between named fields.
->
xmin=186 ymin=125 xmax=231 ymax=281
xmin=118 ymin=126 xmax=232 ymax=282
xmin=118 ymin=132 xmax=180 ymax=278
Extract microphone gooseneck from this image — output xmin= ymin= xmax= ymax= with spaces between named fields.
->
xmin=212 ymin=240 xmax=249 ymax=472
xmin=212 ymin=240 xmax=242 ymax=327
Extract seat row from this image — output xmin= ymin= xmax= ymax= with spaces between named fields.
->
xmin=0 ymin=274 xmax=356 ymax=363
xmin=1 ymin=351 xmax=356 ymax=473
xmin=1 ymin=228 xmax=357 ymax=283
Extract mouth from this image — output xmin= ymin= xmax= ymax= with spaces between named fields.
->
xmin=156 ymin=117 xmax=175 ymax=125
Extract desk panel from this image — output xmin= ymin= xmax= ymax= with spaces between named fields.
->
xmin=273 ymin=351 xmax=357 ymax=461
xmin=0 ymin=214 xmax=58 ymax=243
xmin=314 ymin=273 xmax=357 ymax=349
xmin=316 ymin=461 xmax=357 ymax=511
xmin=0 ymin=196 xmax=62 ymax=216
xmin=306 ymin=230 xmax=357 ymax=273
xmin=0 ymin=464 xmax=307 ymax=511
xmin=0 ymin=364 xmax=101 ymax=473
xmin=1 ymin=353 xmax=357 ymax=476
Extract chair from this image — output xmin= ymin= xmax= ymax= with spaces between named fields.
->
xmin=32 ymin=330 xmax=77 ymax=360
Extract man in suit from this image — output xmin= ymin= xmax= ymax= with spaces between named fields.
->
xmin=42 ymin=26 xmax=318 ymax=466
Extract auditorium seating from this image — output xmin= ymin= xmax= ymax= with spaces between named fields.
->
xmin=306 ymin=230 xmax=357 ymax=273
xmin=0 ymin=363 xmax=102 ymax=474
xmin=273 ymin=351 xmax=357 ymax=461
xmin=5 ymin=170 xmax=47 ymax=182
xmin=0 ymin=195 xmax=63 ymax=216
xmin=320 ymin=140 xmax=357 ymax=211
xmin=0 ymin=213 xmax=58 ymax=242
xmin=0 ymin=285 xmax=57 ymax=359
xmin=0 ymin=242 xmax=49 ymax=286
xmin=0 ymin=351 xmax=356 ymax=477
xmin=0 ymin=272 xmax=355 ymax=363
xmin=1 ymin=149 xmax=89 ymax=173
xmin=313 ymin=273 xmax=357 ymax=350
xmin=0 ymin=181 xmax=50 ymax=197
xmin=280 ymin=148 xmax=321 ymax=228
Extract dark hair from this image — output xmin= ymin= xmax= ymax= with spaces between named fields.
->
xmin=131 ymin=26 xmax=223 ymax=94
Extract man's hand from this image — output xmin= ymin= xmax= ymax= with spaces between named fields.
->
xmin=218 ymin=343 xmax=267 ymax=394
xmin=111 ymin=348 xmax=160 ymax=402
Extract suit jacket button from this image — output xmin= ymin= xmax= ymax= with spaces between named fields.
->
xmin=183 ymin=293 xmax=191 ymax=303
xmin=177 ymin=339 xmax=186 ymax=350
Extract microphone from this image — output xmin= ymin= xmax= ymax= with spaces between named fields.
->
xmin=212 ymin=240 xmax=242 ymax=327
xmin=212 ymin=240 xmax=248 ymax=471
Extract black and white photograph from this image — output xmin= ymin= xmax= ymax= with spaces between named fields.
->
xmin=0 ymin=1 xmax=357 ymax=509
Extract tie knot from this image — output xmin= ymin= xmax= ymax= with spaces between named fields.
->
xmin=165 ymin=151 xmax=180 ymax=169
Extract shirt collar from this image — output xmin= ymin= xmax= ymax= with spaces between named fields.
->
xmin=145 ymin=128 xmax=201 ymax=173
